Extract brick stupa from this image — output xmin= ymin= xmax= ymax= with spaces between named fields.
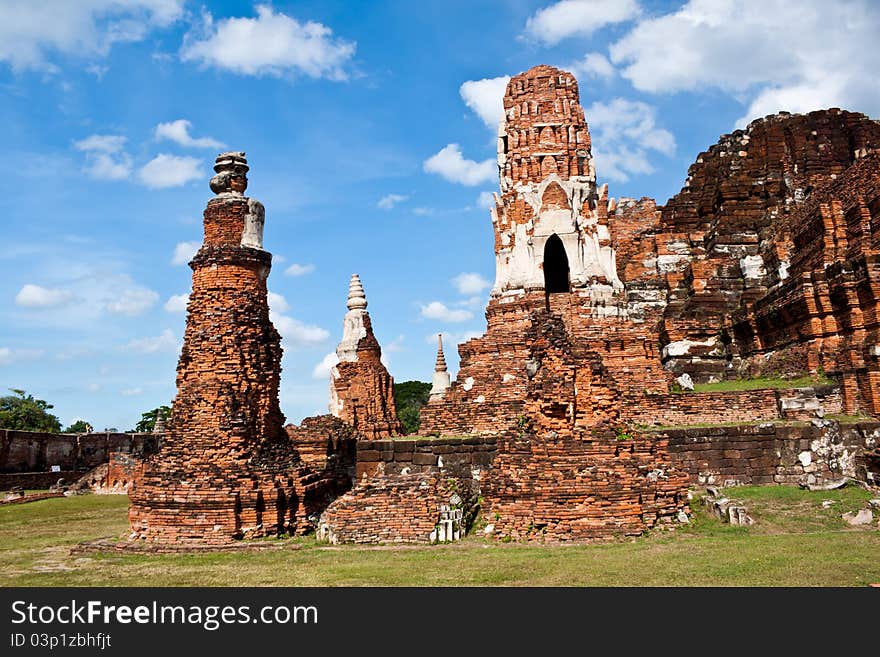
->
xmin=328 ymin=274 xmax=403 ymax=439
xmin=129 ymin=152 xmax=329 ymax=545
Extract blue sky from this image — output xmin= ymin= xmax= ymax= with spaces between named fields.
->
xmin=1 ymin=0 xmax=878 ymax=430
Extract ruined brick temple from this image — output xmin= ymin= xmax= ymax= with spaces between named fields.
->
xmin=124 ymin=64 xmax=880 ymax=546
xmin=421 ymin=65 xmax=880 ymax=438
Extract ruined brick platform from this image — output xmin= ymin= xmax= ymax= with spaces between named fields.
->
xmin=484 ymin=428 xmax=689 ymax=541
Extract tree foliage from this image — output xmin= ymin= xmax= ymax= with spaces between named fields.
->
xmin=393 ymin=381 xmax=431 ymax=435
xmin=0 ymin=389 xmax=62 ymax=433
xmin=133 ymin=405 xmax=172 ymax=433
xmin=64 ymin=420 xmax=93 ymax=433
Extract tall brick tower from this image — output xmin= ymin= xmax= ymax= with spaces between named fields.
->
xmin=420 ymin=65 xmax=669 ymax=436
xmin=129 ymin=152 xmax=328 ymax=545
xmin=492 ymin=64 xmax=621 ymax=298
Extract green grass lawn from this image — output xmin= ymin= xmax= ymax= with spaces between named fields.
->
xmin=1 ymin=487 xmax=878 ymax=587
xmin=685 ymin=374 xmax=834 ymax=393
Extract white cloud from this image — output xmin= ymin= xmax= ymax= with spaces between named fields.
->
xmin=424 ymin=144 xmax=495 ymax=186
xmin=377 ymin=193 xmax=408 ymax=210
xmin=587 ymin=98 xmax=675 ymax=155
xmin=385 ymin=334 xmax=405 ymax=352
xmin=123 ymin=329 xmax=177 ymax=354
xmin=570 ymin=52 xmax=615 ymax=79
xmin=74 ymin=134 xmax=127 ymax=152
xmin=163 ymin=293 xmax=188 ymax=313
xmin=74 ymin=134 xmax=132 ymax=180
xmin=476 ymin=191 xmax=496 ymax=209
xmin=138 ymin=154 xmax=202 ymax=189
xmin=460 ymin=76 xmax=510 ymax=130
xmin=459 ymin=296 xmax=484 ymax=308
xmin=15 ymin=283 xmax=75 ymax=308
xmin=181 ymin=4 xmax=356 ymax=80
xmin=284 ymin=263 xmax=315 ymax=277
xmin=104 ymin=287 xmax=159 ymax=316
xmin=271 ymin=312 xmax=330 ymax=346
xmin=420 ymin=301 xmax=473 ymax=323
xmin=586 ymin=98 xmax=675 ymax=182
xmin=608 ymin=0 xmax=880 ymax=126
xmin=86 ymin=63 xmax=108 ymax=79
xmin=0 ymin=347 xmax=44 ymax=366
xmin=591 ymin=147 xmax=655 ymax=183
xmin=525 ymin=0 xmax=641 ymax=45
xmin=121 ymin=387 xmax=144 ymax=396
xmin=312 ymin=351 xmax=339 ymax=379
xmin=452 ymin=273 xmax=491 ymax=295
xmin=155 ymin=119 xmax=226 ymax=149
xmin=412 ymin=207 xmax=435 ymax=216
xmin=267 ymin=291 xmax=290 ymax=313
xmin=0 ymin=0 xmax=185 ymax=72
xmin=171 ymin=241 xmax=200 ymax=266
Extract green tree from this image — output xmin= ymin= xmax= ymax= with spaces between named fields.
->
xmin=64 ymin=419 xmax=92 ymax=433
xmin=393 ymin=381 xmax=431 ymax=435
xmin=133 ymin=405 xmax=171 ymax=433
xmin=0 ymin=389 xmax=62 ymax=432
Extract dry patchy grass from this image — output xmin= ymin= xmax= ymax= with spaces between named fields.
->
xmin=1 ymin=487 xmax=878 ymax=587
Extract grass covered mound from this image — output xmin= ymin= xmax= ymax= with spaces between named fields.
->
xmin=1 ymin=485 xmax=878 ymax=587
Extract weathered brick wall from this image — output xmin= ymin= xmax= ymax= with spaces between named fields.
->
xmin=664 ymin=419 xmax=879 ymax=486
xmin=314 ymin=435 xmax=495 ymax=544
xmin=626 ymin=386 xmax=842 ymax=426
xmin=0 ymin=430 xmax=159 ymax=473
xmin=317 ymin=473 xmax=468 ymax=545
xmin=626 ymin=390 xmax=780 ymax=426
xmin=483 ymin=429 xmax=690 ymax=542
xmin=735 ymin=153 xmax=880 ymax=415
xmin=0 ymin=471 xmax=82 ymax=490
xmin=285 ymin=415 xmax=356 ymax=472
xmin=355 ymin=436 xmax=497 ymax=480
xmin=653 ymin=110 xmax=880 ymax=382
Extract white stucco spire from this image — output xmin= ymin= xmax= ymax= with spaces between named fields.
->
xmin=347 ymin=273 xmax=367 ymax=311
xmin=335 ymin=273 xmax=370 ymax=364
xmin=429 ymin=333 xmax=451 ymax=400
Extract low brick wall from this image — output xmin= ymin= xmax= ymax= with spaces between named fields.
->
xmin=0 ymin=471 xmax=81 ymax=491
xmin=663 ymin=419 xmax=879 ymax=486
xmin=317 ymin=473 xmax=465 ymax=544
xmin=1 ymin=491 xmax=65 ymax=505
xmin=0 ymin=430 xmax=160 ymax=473
xmin=315 ymin=436 xmax=495 ymax=545
xmin=482 ymin=430 xmax=690 ymax=542
xmin=69 ymin=453 xmax=147 ymax=494
xmin=355 ymin=436 xmax=497 ymax=480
